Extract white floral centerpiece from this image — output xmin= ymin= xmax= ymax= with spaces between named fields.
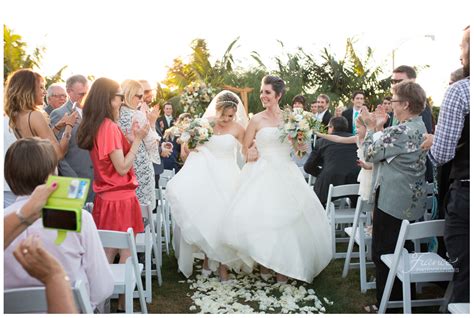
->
xmin=279 ymin=106 xmax=325 ymax=158
xmin=180 ymin=81 xmax=216 ymax=116
xmin=164 ymin=117 xmax=214 ymax=149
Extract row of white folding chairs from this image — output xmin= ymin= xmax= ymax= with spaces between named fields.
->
xmin=4 ymin=280 xmax=93 ymax=314
xmin=155 ymin=169 xmax=176 ymax=256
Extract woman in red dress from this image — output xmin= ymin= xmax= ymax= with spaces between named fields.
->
xmin=77 ymin=78 xmax=148 ymax=310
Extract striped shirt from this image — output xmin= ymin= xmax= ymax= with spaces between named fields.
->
xmin=428 ymin=77 xmax=470 ymax=166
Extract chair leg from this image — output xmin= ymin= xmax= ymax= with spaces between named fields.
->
xmin=342 ymin=226 xmax=356 ymax=278
xmin=378 ymin=265 xmax=398 ymax=313
xmin=439 ymin=281 xmax=454 ymax=313
xmin=145 ymin=248 xmax=152 ymax=303
xmin=402 ymin=275 xmax=412 ymax=314
xmin=151 ymin=235 xmax=163 ymax=286
xmin=125 ymin=283 xmax=133 ymax=314
xmin=359 ymin=232 xmax=367 ymax=293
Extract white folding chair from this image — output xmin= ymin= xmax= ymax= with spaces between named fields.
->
xmin=4 ymin=280 xmax=93 ymax=313
xmin=342 ymin=197 xmax=375 ymax=292
xmin=448 ymin=303 xmax=470 ymax=314
xmin=378 ymin=219 xmax=454 ymax=314
xmin=156 ymin=168 xmax=175 ymax=255
xmin=325 ymin=183 xmax=360 ymax=259
xmin=136 ymin=203 xmax=163 ymax=303
xmin=98 ymin=228 xmax=147 ymax=314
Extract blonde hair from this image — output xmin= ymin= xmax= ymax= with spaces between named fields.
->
xmin=121 ymin=79 xmax=143 ymax=107
xmin=4 ymin=69 xmax=43 ymax=129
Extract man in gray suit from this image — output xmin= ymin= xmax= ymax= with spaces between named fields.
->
xmin=50 ymin=75 xmax=94 ymax=202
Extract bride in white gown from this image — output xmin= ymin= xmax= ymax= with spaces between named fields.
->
xmin=167 ymin=90 xmax=247 ymax=280
xmin=222 ymin=75 xmax=332 ymax=283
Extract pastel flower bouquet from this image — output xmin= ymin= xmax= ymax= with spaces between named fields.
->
xmin=279 ymin=107 xmax=325 ymax=157
xmin=164 ymin=117 xmax=214 ymax=149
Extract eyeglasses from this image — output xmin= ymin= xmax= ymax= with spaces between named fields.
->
xmin=115 ymin=93 xmax=125 ymax=102
xmin=51 ymin=94 xmax=67 ymax=98
xmin=390 ymin=79 xmax=403 ymax=85
xmin=143 ymin=90 xmax=152 ymax=94
xmin=135 ymin=94 xmax=143 ymax=99
xmin=390 ymin=99 xmax=406 ymax=104
xmin=77 ymin=92 xmax=87 ymax=97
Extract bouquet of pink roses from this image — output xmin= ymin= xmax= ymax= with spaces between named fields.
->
xmin=164 ymin=117 xmax=214 ymax=149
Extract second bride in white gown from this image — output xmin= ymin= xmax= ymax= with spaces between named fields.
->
xmin=222 ymin=75 xmax=332 ymax=283
xmin=166 ymin=90 xmax=247 ymax=280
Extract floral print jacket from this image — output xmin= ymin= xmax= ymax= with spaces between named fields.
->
xmin=363 ymin=116 xmax=427 ymax=221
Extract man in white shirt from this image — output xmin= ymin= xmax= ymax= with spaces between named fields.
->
xmin=342 ymin=90 xmax=365 ymax=135
xmin=157 ymin=102 xmax=175 ymax=135
xmin=311 ymin=94 xmax=332 ymax=126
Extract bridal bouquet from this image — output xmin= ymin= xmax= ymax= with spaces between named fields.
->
xmin=164 ymin=117 xmax=214 ymax=149
xmin=279 ymin=107 xmax=324 ymax=157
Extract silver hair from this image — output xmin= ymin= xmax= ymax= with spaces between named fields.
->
xmin=47 ymin=83 xmax=66 ymax=97
xmin=65 ymin=74 xmax=87 ymax=89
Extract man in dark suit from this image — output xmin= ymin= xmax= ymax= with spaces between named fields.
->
xmin=50 ymin=74 xmax=94 ymax=203
xmin=311 ymin=94 xmax=332 ymax=126
xmin=304 ymin=117 xmax=360 ymax=206
xmin=156 ymin=102 xmax=175 ymax=135
xmin=342 ymin=90 xmax=365 ymax=135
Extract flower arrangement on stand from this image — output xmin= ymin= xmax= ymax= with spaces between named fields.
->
xmin=279 ymin=106 xmax=326 ymax=157
xmin=164 ymin=117 xmax=214 ymax=149
xmin=180 ymin=82 xmax=216 ymax=116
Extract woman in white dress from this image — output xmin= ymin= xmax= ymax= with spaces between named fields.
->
xmin=167 ymin=91 xmax=247 ymax=281
xmin=223 ymin=75 xmax=332 ymax=283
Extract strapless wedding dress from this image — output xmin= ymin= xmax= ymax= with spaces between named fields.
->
xmin=167 ymin=134 xmax=241 ymax=277
xmin=222 ymin=127 xmax=332 ymax=282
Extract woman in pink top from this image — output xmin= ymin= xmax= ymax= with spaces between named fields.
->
xmin=77 ymin=77 xmax=148 ymax=311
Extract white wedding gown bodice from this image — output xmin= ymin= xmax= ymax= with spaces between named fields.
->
xmin=167 ymin=134 xmax=241 ymax=277
xmin=222 ymin=127 xmax=332 ymax=283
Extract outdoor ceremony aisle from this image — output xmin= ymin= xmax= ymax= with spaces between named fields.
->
xmin=114 ymin=248 xmax=447 ymax=313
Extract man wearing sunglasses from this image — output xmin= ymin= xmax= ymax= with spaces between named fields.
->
xmin=390 ymin=65 xmax=434 ymax=134
xmin=50 ymin=75 xmax=94 ymax=203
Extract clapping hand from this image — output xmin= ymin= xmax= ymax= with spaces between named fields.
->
xmin=374 ymin=105 xmax=388 ymax=129
xmin=147 ymin=104 xmax=161 ymax=126
xmin=128 ymin=121 xmax=149 ymax=142
xmin=57 ymin=111 xmax=78 ymax=129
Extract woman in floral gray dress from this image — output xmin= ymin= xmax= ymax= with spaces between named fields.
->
xmin=118 ymin=80 xmax=157 ymax=207
xmin=360 ymin=81 xmax=428 ymax=308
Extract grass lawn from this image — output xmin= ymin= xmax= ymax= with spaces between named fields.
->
xmin=115 ymin=242 xmax=447 ymax=314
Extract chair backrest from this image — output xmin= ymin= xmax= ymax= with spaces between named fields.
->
xmin=4 ymin=280 xmax=93 ymax=313
xmin=158 ymin=169 xmax=175 ymax=189
xmin=327 ymin=183 xmax=360 ymax=200
xmin=98 ymin=228 xmax=139 ymax=258
xmin=404 ymin=219 xmax=445 ymax=241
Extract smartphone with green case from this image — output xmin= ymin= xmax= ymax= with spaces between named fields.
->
xmin=42 ymin=176 xmax=90 ymax=233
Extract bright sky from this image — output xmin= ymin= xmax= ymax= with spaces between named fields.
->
xmin=3 ymin=0 xmax=472 ymax=105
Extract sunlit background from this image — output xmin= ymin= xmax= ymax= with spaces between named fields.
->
xmin=3 ymin=0 xmax=472 ymax=105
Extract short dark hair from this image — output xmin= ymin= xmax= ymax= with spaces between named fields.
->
xmin=163 ymin=102 xmax=173 ymax=108
xmin=383 ymin=96 xmax=392 ymax=101
xmin=393 ymin=65 xmax=417 ymax=79
xmin=291 ymin=95 xmax=305 ymax=106
xmin=351 ymin=90 xmax=365 ymax=100
xmin=5 ymin=138 xmax=58 ymax=196
xmin=262 ymin=75 xmax=286 ymax=101
xmin=392 ymin=81 xmax=426 ymax=115
xmin=329 ymin=116 xmax=348 ymax=132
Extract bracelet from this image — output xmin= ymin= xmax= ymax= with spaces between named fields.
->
xmin=15 ymin=207 xmax=33 ymax=226
xmin=65 ymin=123 xmax=74 ymax=128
